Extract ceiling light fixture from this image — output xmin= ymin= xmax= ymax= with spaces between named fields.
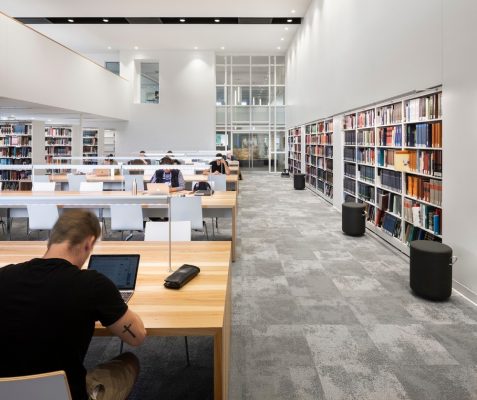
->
xmin=102 ymin=18 xmax=109 ymax=23
xmin=194 ymin=46 xmax=198 ymax=50
xmin=285 ymin=27 xmax=289 ymax=31
xmin=287 ymin=19 xmax=293 ymax=23
xmin=281 ymin=37 xmax=285 ymax=41
xmin=215 ymin=19 xmax=221 ymax=23
xmin=67 ymin=19 xmax=74 ymax=23
xmin=180 ymin=18 xmax=186 ymax=22
xmin=277 ymin=46 xmax=281 ymax=50
xmin=220 ymin=46 xmax=225 ymax=50
xmin=291 ymin=9 xmax=296 ymax=14
xmin=107 ymin=46 xmax=112 ymax=50
xmin=134 ymin=46 xmax=139 ymax=50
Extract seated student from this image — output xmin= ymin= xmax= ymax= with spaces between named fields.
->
xmin=150 ymin=156 xmax=185 ymax=192
xmin=161 ymin=150 xmax=182 ymax=165
xmin=203 ymin=153 xmax=230 ymax=175
xmin=139 ymin=150 xmax=151 ymax=165
xmin=0 ymin=210 xmax=146 ymax=400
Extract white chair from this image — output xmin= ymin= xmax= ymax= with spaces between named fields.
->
xmin=79 ymin=182 xmax=104 ymax=192
xmin=124 ymin=175 xmax=145 ymax=192
xmin=110 ymin=204 xmax=144 ymax=240
xmin=0 ymin=370 xmax=71 ymax=400
xmin=67 ymin=174 xmax=86 ymax=191
xmin=207 ymin=175 xmax=227 ymax=236
xmin=170 ymin=196 xmax=208 ymax=239
xmin=208 ymin=174 xmax=226 ymax=191
xmin=27 ymin=205 xmax=59 ymax=238
xmin=32 ymin=175 xmax=50 ymax=183
xmin=32 ymin=182 xmax=56 ymax=192
xmin=144 ymin=221 xmax=191 ymax=241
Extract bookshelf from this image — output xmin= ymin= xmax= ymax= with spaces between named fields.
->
xmin=103 ymin=130 xmax=116 ymax=156
xmin=45 ymin=126 xmax=72 ymax=165
xmin=0 ymin=122 xmax=33 ymax=190
xmin=342 ymin=88 xmax=443 ymax=254
xmin=287 ymin=126 xmax=302 ymax=174
xmin=304 ymin=118 xmax=333 ymax=202
xmin=83 ymin=129 xmax=99 ymax=164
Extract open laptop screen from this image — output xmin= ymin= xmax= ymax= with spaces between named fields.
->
xmin=87 ymin=255 xmax=140 ymax=290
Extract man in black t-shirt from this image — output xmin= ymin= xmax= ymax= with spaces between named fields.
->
xmin=203 ymin=153 xmax=230 ymax=175
xmin=0 ymin=210 xmax=146 ymax=400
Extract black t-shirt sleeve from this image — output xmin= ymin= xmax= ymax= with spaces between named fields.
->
xmin=89 ymin=272 xmax=128 ymax=327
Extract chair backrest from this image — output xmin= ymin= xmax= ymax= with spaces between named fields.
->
xmin=0 ymin=370 xmax=71 ymax=400
xmin=27 ymin=205 xmax=59 ymax=230
xmin=123 ymin=175 xmax=145 ymax=192
xmin=170 ymin=196 xmax=203 ymax=230
xmin=67 ymin=174 xmax=87 ymax=191
xmin=208 ymin=174 xmax=226 ymax=191
xmin=32 ymin=182 xmax=56 ymax=192
xmin=32 ymin=175 xmax=50 ymax=183
xmin=79 ymin=182 xmax=104 ymax=192
xmin=110 ymin=204 xmax=144 ymax=231
xmin=144 ymin=221 xmax=191 ymax=241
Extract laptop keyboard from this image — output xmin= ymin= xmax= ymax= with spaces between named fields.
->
xmin=121 ymin=291 xmax=133 ymax=303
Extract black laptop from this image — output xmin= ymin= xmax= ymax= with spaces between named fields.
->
xmin=87 ymin=254 xmax=140 ymax=303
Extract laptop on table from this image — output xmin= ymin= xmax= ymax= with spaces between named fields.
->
xmin=147 ymin=183 xmax=170 ymax=194
xmin=87 ymin=254 xmax=140 ymax=303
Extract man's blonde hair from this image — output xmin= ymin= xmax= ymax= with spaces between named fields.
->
xmin=48 ymin=209 xmax=101 ymax=248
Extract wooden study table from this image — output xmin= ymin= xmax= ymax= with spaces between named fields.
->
xmin=48 ymin=174 xmax=239 ymax=192
xmin=0 ymin=191 xmax=237 ymax=261
xmin=0 ymin=241 xmax=231 ymax=400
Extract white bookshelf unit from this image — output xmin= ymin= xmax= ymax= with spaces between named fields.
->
xmin=82 ymin=129 xmax=99 ymax=164
xmin=287 ymin=126 xmax=303 ymax=174
xmin=341 ymin=87 xmax=443 ymax=254
xmin=304 ymin=118 xmax=333 ymax=203
xmin=103 ymin=130 xmax=116 ymax=156
xmin=45 ymin=126 xmax=72 ymax=164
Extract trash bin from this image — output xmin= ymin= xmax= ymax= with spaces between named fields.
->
xmin=410 ymin=240 xmax=455 ymax=301
xmin=342 ymin=202 xmax=366 ymax=236
xmin=293 ymin=174 xmax=305 ymax=190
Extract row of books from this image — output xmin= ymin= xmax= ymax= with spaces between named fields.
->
xmin=403 ymin=199 xmax=442 ymax=235
xmin=344 ymin=177 xmax=356 ymax=194
xmin=405 ymin=92 xmax=441 ymax=122
xmin=406 ymin=176 xmax=442 ymax=206
xmin=405 ymin=122 xmax=442 ymax=148
xmin=377 ymin=191 xmax=402 ymax=216
xmin=325 ymin=184 xmax=333 ymax=198
xmin=377 ymin=126 xmax=403 ymax=147
xmin=377 ymin=102 xmax=402 ymax=125
xmin=358 ymin=109 xmax=375 ymax=128
xmin=344 ymin=131 xmax=356 ymax=145
xmin=365 ymin=203 xmax=376 ymax=223
xmin=320 ymin=121 xmax=333 ymax=133
xmin=0 ymin=148 xmax=32 ymax=157
xmin=306 ymin=146 xmax=325 ymax=157
xmin=357 ymin=130 xmax=375 ymax=146
xmin=343 ymin=114 xmax=357 ymax=130
xmin=0 ymin=170 xmax=31 ymax=180
xmin=344 ymin=147 xmax=356 ymax=162
xmin=378 ymin=169 xmax=402 ymax=192
xmin=46 ymin=138 xmax=72 ymax=146
xmin=325 ymin=172 xmax=333 ymax=184
xmin=357 ymin=148 xmax=375 ymax=164
xmin=407 ymin=150 xmax=442 ymax=177
xmin=344 ymin=162 xmax=356 ymax=178
xmin=358 ymin=182 xmax=375 ymax=202
xmin=377 ymin=149 xmax=395 ymax=168
xmin=357 ymin=165 xmax=375 ymax=183
xmin=403 ymin=224 xmax=441 ymax=244
xmin=325 ymin=146 xmax=333 ymax=158
xmin=0 ymin=124 xmax=31 ymax=135
xmin=0 ymin=136 xmax=32 ymax=146
xmin=381 ymin=214 xmax=402 ymax=238
xmin=46 ymin=148 xmax=71 ymax=155
xmin=46 ymin=127 xmax=72 ymax=137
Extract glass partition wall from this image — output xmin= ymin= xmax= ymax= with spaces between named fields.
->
xmin=216 ymin=55 xmax=286 ymax=172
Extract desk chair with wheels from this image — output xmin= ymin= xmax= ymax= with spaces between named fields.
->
xmin=0 ymin=371 xmax=71 ymax=400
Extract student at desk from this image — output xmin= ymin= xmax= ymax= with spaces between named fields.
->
xmin=150 ymin=156 xmax=185 ymax=192
xmin=0 ymin=210 xmax=146 ymax=400
xmin=203 ymin=153 xmax=230 ymax=175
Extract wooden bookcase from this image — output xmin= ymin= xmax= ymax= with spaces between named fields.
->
xmin=342 ymin=87 xmax=442 ymax=254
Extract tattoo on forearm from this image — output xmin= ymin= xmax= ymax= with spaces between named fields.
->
xmin=122 ymin=323 xmax=136 ymax=338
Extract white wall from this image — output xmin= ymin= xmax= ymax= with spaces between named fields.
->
xmin=0 ymin=13 xmax=130 ymax=121
xmin=286 ymin=0 xmax=442 ymax=128
xmin=442 ymin=0 xmax=477 ymax=301
xmin=116 ymin=50 xmax=216 ymax=154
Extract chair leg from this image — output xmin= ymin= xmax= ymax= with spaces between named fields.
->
xmin=185 ymin=337 xmax=190 ymax=367
xmin=203 ymin=221 xmax=209 ymax=240
xmin=121 ymin=231 xmax=124 ymax=240
xmin=211 ymin=218 xmax=216 ymax=239
xmin=125 ymin=231 xmax=133 ymax=241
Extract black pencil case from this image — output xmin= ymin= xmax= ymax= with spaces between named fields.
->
xmin=164 ymin=264 xmax=200 ymax=289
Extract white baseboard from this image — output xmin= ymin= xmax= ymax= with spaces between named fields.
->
xmin=453 ymin=280 xmax=477 ymax=306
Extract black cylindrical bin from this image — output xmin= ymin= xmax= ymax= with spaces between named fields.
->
xmin=294 ymin=174 xmax=305 ymax=190
xmin=410 ymin=240 xmax=453 ymax=301
xmin=342 ymin=202 xmax=366 ymax=236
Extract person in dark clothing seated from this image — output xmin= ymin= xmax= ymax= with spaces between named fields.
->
xmin=203 ymin=153 xmax=230 ymax=175
xmin=150 ymin=156 xmax=185 ymax=192
xmin=0 ymin=210 xmax=146 ymax=400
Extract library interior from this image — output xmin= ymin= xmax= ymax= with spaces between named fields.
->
xmin=0 ymin=0 xmax=476 ymax=399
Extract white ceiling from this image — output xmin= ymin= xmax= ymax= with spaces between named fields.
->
xmin=0 ymin=0 xmax=310 ymax=53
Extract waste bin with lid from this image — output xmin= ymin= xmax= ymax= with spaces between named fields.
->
xmin=294 ymin=174 xmax=305 ymax=190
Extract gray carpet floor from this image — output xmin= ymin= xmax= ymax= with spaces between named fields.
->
xmin=3 ymin=171 xmax=477 ymax=399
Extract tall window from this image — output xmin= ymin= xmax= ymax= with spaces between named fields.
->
xmin=216 ymin=55 xmax=286 ymax=172
xmin=140 ymin=62 xmax=159 ymax=104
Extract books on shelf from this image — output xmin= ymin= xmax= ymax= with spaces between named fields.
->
xmin=405 ymin=92 xmax=442 ymax=122
xmin=407 ymin=150 xmax=442 ymax=177
xmin=377 ymin=102 xmax=402 ymax=125
xmin=378 ymin=126 xmax=402 ymax=147
xmin=378 ymin=168 xmax=402 ymax=192
xmin=358 ymin=109 xmax=375 ymax=128
xmin=406 ymin=175 xmax=442 ymax=206
xmin=357 ymin=148 xmax=375 ymax=164
xmin=403 ymin=198 xmax=441 ymax=235
xmin=344 ymin=162 xmax=356 ymax=178
xmin=357 ymin=129 xmax=375 ymax=146
xmin=358 ymin=182 xmax=375 ymax=203
xmin=357 ymin=165 xmax=375 ymax=183
xmin=344 ymin=147 xmax=356 ymax=162
xmin=405 ymin=122 xmax=442 ymax=148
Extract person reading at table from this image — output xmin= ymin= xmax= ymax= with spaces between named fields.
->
xmin=139 ymin=150 xmax=151 ymax=165
xmin=203 ymin=153 xmax=230 ymax=175
xmin=150 ymin=156 xmax=185 ymax=192
xmin=0 ymin=210 xmax=146 ymax=400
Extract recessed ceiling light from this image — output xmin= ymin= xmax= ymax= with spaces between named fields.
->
xmin=285 ymin=27 xmax=289 ymax=31
xmin=180 ymin=18 xmax=186 ymax=22
xmin=220 ymin=46 xmax=225 ymax=50
xmin=214 ymin=19 xmax=220 ymax=23
xmin=134 ymin=46 xmax=139 ymax=50
xmin=102 ymin=18 xmax=109 ymax=23
xmin=194 ymin=46 xmax=198 ymax=50
xmin=287 ymin=19 xmax=293 ymax=23
xmin=107 ymin=46 xmax=112 ymax=50
xmin=277 ymin=46 xmax=281 ymax=50
xmin=281 ymin=37 xmax=285 ymax=41
xmin=68 ymin=19 xmax=74 ymax=23
xmin=291 ymin=9 xmax=296 ymax=14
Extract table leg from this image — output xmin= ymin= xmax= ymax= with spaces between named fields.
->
xmin=231 ymin=206 xmax=236 ymax=262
